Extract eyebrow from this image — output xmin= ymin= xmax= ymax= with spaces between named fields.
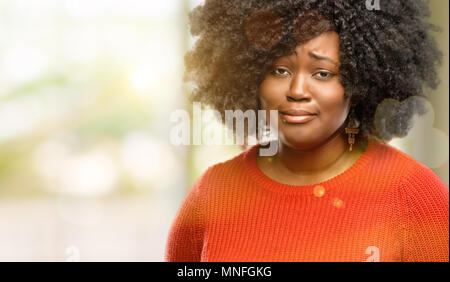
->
xmin=288 ymin=50 xmax=340 ymax=66
xmin=309 ymin=52 xmax=340 ymax=66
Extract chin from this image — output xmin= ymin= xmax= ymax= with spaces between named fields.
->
xmin=279 ymin=134 xmax=319 ymax=151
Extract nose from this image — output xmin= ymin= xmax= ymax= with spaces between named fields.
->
xmin=287 ymin=72 xmax=311 ymax=102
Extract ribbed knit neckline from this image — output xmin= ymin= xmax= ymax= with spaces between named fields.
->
xmin=243 ymin=139 xmax=377 ymax=196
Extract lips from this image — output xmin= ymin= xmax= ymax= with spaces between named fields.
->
xmin=279 ymin=109 xmax=316 ymax=116
xmin=279 ymin=109 xmax=317 ymax=124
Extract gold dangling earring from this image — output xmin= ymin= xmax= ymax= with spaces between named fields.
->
xmin=345 ymin=104 xmax=360 ymax=152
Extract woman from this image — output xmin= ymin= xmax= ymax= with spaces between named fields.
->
xmin=165 ymin=0 xmax=448 ymax=262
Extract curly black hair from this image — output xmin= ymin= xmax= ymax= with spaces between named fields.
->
xmin=183 ymin=0 xmax=442 ymax=142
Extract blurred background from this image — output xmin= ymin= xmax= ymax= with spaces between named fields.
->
xmin=0 ymin=0 xmax=447 ymax=261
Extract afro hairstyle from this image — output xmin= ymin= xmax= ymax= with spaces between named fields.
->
xmin=183 ymin=0 xmax=442 ymax=142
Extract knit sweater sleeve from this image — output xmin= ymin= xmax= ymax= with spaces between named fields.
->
xmin=164 ymin=174 xmax=206 ymax=262
xmin=399 ymin=162 xmax=449 ymax=262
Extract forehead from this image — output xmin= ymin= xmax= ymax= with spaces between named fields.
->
xmin=288 ymin=31 xmax=340 ymax=61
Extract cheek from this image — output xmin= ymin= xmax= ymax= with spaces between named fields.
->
xmin=309 ymin=82 xmax=349 ymax=135
xmin=259 ymin=79 xmax=286 ymax=109
xmin=310 ymin=81 xmax=347 ymax=115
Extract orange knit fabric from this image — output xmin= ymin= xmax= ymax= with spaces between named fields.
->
xmin=165 ymin=140 xmax=449 ymax=262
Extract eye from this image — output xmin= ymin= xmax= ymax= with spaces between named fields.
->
xmin=271 ymin=67 xmax=290 ymax=77
xmin=313 ymin=71 xmax=335 ymax=80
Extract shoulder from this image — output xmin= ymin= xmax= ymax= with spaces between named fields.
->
xmin=358 ymin=140 xmax=448 ymax=196
xmin=368 ymin=139 xmax=421 ymax=166
xmin=191 ymin=145 xmax=254 ymax=191
xmin=387 ymin=145 xmax=449 ymax=262
xmin=398 ymin=157 xmax=449 ymax=204
xmin=368 ymin=141 xmax=448 ymax=252
xmin=372 ymin=141 xmax=450 ymax=208
xmin=374 ymin=141 xmax=448 ymax=189
xmin=367 ymin=140 xmax=442 ymax=177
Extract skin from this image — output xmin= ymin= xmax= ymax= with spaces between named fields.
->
xmin=257 ymin=31 xmax=368 ymax=186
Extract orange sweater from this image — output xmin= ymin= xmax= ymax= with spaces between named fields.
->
xmin=165 ymin=140 xmax=449 ymax=262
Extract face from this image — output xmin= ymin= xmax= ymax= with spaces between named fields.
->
xmin=259 ymin=31 xmax=351 ymax=150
